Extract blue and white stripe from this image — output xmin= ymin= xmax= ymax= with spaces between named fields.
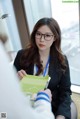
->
xmin=35 ymin=92 xmax=50 ymax=103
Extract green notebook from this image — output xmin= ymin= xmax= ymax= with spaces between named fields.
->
xmin=20 ymin=75 xmax=50 ymax=94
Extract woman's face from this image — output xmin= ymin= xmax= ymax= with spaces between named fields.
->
xmin=35 ymin=25 xmax=55 ymax=52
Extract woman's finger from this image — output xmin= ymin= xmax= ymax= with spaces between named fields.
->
xmin=17 ymin=70 xmax=27 ymax=80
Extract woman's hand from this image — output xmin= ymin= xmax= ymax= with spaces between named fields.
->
xmin=17 ymin=69 xmax=27 ymax=80
xmin=56 ymin=115 xmax=65 ymax=119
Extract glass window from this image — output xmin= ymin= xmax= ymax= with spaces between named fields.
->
xmin=51 ymin=0 xmax=80 ymax=85
xmin=0 ymin=0 xmax=22 ymax=51
xmin=23 ymin=0 xmax=52 ymax=33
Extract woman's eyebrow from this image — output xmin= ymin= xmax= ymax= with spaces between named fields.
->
xmin=37 ymin=31 xmax=53 ymax=35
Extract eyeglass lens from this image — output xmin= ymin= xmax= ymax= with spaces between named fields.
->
xmin=35 ymin=31 xmax=53 ymax=41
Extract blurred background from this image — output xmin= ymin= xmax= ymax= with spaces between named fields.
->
xmin=0 ymin=0 xmax=79 ymax=86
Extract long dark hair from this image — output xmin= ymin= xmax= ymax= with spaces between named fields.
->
xmin=20 ymin=18 xmax=67 ymax=75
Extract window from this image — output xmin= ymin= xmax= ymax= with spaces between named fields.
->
xmin=23 ymin=0 xmax=52 ymax=33
xmin=0 ymin=0 xmax=22 ymax=51
xmin=51 ymin=0 xmax=80 ymax=86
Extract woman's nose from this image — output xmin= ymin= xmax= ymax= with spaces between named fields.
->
xmin=40 ymin=35 xmax=45 ymax=42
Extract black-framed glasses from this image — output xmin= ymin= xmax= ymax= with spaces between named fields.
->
xmin=35 ymin=31 xmax=54 ymax=41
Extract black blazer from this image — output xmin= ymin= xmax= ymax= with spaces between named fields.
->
xmin=14 ymin=50 xmax=72 ymax=119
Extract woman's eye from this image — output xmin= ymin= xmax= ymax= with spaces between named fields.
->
xmin=36 ymin=33 xmax=41 ymax=36
xmin=45 ymin=34 xmax=51 ymax=37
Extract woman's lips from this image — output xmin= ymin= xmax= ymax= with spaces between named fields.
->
xmin=39 ymin=44 xmax=45 ymax=47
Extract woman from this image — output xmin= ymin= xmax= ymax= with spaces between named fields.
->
xmin=14 ymin=18 xmax=76 ymax=119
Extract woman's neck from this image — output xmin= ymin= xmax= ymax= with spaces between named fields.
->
xmin=39 ymin=49 xmax=50 ymax=68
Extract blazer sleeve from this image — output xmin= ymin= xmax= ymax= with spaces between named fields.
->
xmin=56 ymin=57 xmax=72 ymax=119
xmin=14 ymin=50 xmax=23 ymax=71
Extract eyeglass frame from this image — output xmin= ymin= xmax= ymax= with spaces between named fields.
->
xmin=35 ymin=31 xmax=54 ymax=41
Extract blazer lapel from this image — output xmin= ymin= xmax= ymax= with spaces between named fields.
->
xmin=48 ymin=56 xmax=62 ymax=91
